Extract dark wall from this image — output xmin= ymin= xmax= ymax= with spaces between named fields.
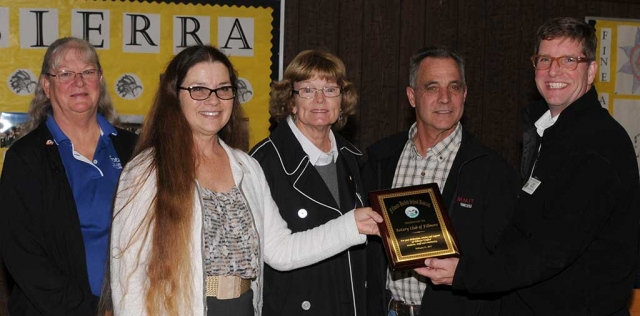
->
xmin=283 ymin=0 xmax=640 ymax=170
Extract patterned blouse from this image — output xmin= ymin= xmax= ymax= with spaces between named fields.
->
xmin=200 ymin=186 xmax=259 ymax=279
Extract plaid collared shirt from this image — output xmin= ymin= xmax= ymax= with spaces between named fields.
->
xmin=386 ymin=122 xmax=462 ymax=305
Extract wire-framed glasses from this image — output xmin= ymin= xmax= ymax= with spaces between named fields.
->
xmin=530 ymin=55 xmax=592 ymax=71
xmin=293 ymin=86 xmax=342 ymax=99
xmin=47 ymin=69 xmax=101 ymax=83
xmin=178 ymin=86 xmax=237 ymax=100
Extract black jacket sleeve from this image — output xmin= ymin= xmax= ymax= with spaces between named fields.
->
xmin=453 ymin=153 xmax=625 ymax=293
xmin=0 ymin=147 xmax=96 ymax=316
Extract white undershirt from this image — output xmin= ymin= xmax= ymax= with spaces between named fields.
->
xmin=287 ymin=116 xmax=338 ymax=166
xmin=534 ymin=110 xmax=559 ymax=137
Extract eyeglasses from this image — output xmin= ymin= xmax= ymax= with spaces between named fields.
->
xmin=48 ymin=69 xmax=101 ymax=83
xmin=530 ymin=55 xmax=592 ymax=71
xmin=178 ymin=86 xmax=237 ymax=101
xmin=293 ymin=86 xmax=342 ymax=99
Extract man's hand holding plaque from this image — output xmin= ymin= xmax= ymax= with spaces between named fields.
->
xmin=368 ymin=183 xmax=460 ymax=270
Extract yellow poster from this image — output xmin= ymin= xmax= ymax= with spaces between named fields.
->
xmin=588 ymin=16 xmax=640 ymax=170
xmin=0 ymin=0 xmax=278 ymax=167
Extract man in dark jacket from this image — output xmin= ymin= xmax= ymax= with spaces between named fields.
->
xmin=417 ymin=17 xmax=640 ymax=316
xmin=364 ymin=46 xmax=519 ymax=316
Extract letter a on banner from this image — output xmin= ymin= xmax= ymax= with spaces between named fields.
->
xmin=218 ymin=17 xmax=254 ymax=57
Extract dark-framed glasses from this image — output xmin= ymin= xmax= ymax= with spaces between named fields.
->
xmin=179 ymin=86 xmax=237 ymax=101
xmin=530 ymin=55 xmax=592 ymax=71
xmin=47 ymin=69 xmax=101 ymax=83
xmin=293 ymin=86 xmax=342 ymax=99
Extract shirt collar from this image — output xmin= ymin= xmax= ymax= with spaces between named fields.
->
xmin=534 ymin=110 xmax=559 ymax=137
xmin=45 ymin=114 xmax=117 ymax=145
xmin=96 ymin=114 xmax=118 ymax=137
xmin=408 ymin=121 xmax=462 ymax=158
xmin=46 ymin=115 xmax=68 ymax=144
xmin=287 ymin=115 xmax=338 ymax=166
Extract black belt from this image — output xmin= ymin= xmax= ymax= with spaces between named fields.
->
xmin=389 ymin=299 xmax=421 ymax=316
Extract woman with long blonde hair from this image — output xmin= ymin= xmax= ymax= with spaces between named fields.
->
xmin=109 ymin=45 xmax=381 ymax=316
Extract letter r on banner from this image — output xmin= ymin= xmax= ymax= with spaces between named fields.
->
xmin=123 ymin=13 xmax=160 ymax=53
xmin=173 ymin=15 xmax=210 ymax=55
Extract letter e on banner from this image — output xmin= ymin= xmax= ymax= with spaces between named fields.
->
xmin=0 ymin=7 xmax=8 ymax=48
xmin=20 ymin=8 xmax=59 ymax=49
xmin=173 ymin=15 xmax=210 ymax=55
xmin=72 ymin=9 xmax=110 ymax=49
xmin=123 ymin=13 xmax=160 ymax=53
xmin=218 ymin=17 xmax=254 ymax=57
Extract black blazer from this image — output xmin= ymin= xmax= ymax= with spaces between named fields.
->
xmin=453 ymin=88 xmax=640 ymax=315
xmin=250 ymin=121 xmax=366 ymax=316
xmin=0 ymin=122 xmax=137 ymax=316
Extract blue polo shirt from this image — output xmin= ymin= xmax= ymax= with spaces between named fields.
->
xmin=46 ymin=114 xmax=122 ymax=296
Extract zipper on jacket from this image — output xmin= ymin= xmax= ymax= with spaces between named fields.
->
xmin=236 ymin=177 xmax=262 ymax=315
xmin=346 ymin=250 xmax=358 ymax=316
xmin=195 ymin=181 xmax=208 ymax=316
xmin=348 ymin=189 xmax=364 ymax=316
xmin=528 ymin=140 xmax=543 ymax=180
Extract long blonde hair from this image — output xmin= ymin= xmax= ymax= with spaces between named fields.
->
xmin=122 ymin=45 xmax=247 ymax=315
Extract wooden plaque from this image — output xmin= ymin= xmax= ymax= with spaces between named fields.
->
xmin=369 ymin=183 xmax=460 ymax=270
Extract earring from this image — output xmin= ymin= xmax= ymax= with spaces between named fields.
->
xmin=338 ymin=109 xmax=343 ymax=121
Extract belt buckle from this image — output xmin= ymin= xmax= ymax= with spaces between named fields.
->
xmin=389 ymin=300 xmax=420 ymax=316
xmin=216 ymin=275 xmax=242 ymax=300
xmin=410 ymin=304 xmax=421 ymax=316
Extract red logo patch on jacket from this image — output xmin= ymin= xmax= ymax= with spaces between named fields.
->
xmin=456 ymin=196 xmax=474 ymax=208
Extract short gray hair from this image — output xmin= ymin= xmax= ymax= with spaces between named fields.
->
xmin=409 ymin=46 xmax=466 ymax=89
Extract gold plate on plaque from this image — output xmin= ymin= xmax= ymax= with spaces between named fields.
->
xmin=369 ymin=183 xmax=460 ymax=270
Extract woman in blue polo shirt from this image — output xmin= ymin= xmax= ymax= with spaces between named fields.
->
xmin=0 ymin=37 xmax=137 ymax=316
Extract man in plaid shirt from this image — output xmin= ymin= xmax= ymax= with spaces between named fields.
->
xmin=363 ymin=46 xmax=519 ymax=316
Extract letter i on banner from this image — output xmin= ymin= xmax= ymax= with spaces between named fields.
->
xmin=0 ymin=7 xmax=9 ymax=48
xmin=19 ymin=8 xmax=59 ymax=48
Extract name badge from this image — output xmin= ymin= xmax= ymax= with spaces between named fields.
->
xmin=522 ymin=177 xmax=541 ymax=195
